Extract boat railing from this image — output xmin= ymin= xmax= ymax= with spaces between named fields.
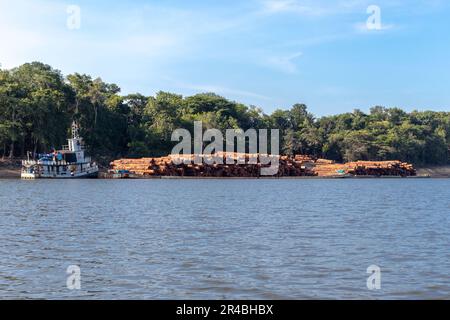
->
xmin=22 ymin=159 xmax=76 ymax=166
xmin=62 ymin=144 xmax=86 ymax=151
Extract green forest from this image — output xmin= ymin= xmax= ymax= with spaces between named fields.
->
xmin=1 ymin=62 xmax=449 ymax=166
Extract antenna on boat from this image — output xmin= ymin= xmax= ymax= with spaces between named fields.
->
xmin=71 ymin=121 xmax=80 ymax=139
xmin=67 ymin=121 xmax=83 ymax=152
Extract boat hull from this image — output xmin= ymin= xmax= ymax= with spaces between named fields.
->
xmin=21 ymin=169 xmax=99 ymax=179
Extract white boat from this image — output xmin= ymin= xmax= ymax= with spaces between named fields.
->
xmin=21 ymin=122 xmax=99 ymax=179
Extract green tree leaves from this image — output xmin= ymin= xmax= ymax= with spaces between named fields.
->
xmin=0 ymin=62 xmax=449 ymax=166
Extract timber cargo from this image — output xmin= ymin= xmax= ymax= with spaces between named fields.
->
xmin=110 ymin=153 xmax=315 ymax=178
xmin=109 ymin=153 xmax=416 ymax=178
xmin=312 ymin=161 xmax=416 ymax=177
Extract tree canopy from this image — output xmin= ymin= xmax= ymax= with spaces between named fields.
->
xmin=0 ymin=62 xmax=449 ymax=166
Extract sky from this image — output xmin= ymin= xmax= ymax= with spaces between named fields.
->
xmin=0 ymin=0 xmax=449 ymax=115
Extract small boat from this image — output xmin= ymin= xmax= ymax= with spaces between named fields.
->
xmin=21 ymin=122 xmax=99 ymax=179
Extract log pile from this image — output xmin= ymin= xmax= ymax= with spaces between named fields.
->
xmin=109 ymin=154 xmax=416 ymax=178
xmin=110 ymin=153 xmax=317 ymax=177
xmin=311 ymin=163 xmax=348 ymax=177
xmin=294 ymin=155 xmax=315 ymax=162
xmin=345 ymin=161 xmax=416 ymax=177
xmin=311 ymin=160 xmax=416 ymax=177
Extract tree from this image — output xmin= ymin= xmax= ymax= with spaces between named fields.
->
xmin=1 ymin=62 xmax=449 ymax=166
xmin=341 ymin=130 xmax=375 ymax=162
xmin=0 ymin=69 xmax=20 ymax=158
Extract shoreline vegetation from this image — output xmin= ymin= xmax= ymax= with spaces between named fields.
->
xmin=1 ymin=62 xmax=449 ymax=171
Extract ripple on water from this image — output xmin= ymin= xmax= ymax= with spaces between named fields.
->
xmin=0 ymin=179 xmax=449 ymax=299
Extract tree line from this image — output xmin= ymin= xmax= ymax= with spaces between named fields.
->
xmin=1 ymin=62 xmax=449 ymax=166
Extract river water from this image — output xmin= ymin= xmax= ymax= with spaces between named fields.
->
xmin=0 ymin=179 xmax=448 ymax=299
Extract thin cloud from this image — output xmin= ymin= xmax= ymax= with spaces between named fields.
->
xmin=186 ymin=84 xmax=271 ymax=101
xmin=265 ymin=52 xmax=303 ymax=74
xmin=258 ymin=0 xmax=378 ymax=17
xmin=260 ymin=0 xmax=326 ymax=16
xmin=259 ymin=0 xmax=329 ymax=16
xmin=168 ymin=79 xmax=271 ymax=101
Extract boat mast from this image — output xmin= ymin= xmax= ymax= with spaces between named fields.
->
xmin=68 ymin=121 xmax=83 ymax=152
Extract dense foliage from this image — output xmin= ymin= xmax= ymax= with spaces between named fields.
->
xmin=1 ymin=62 xmax=449 ymax=165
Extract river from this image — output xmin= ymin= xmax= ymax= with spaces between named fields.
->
xmin=0 ymin=179 xmax=449 ymax=299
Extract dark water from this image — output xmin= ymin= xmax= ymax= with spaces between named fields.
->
xmin=0 ymin=179 xmax=449 ymax=300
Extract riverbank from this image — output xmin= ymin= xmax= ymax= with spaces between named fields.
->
xmin=3 ymin=164 xmax=450 ymax=179
xmin=0 ymin=160 xmax=20 ymax=179
xmin=416 ymin=166 xmax=450 ymax=178
xmin=0 ymin=168 xmax=20 ymax=179
xmin=0 ymin=166 xmax=450 ymax=179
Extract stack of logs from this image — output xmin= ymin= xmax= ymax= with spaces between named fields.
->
xmin=309 ymin=160 xmax=416 ymax=177
xmin=110 ymin=154 xmax=416 ymax=177
xmin=110 ymin=153 xmax=316 ymax=177
xmin=346 ymin=161 xmax=416 ymax=177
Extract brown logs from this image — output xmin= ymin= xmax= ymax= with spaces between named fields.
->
xmin=109 ymin=154 xmax=416 ymax=178
xmin=345 ymin=161 xmax=416 ymax=177
xmin=311 ymin=160 xmax=416 ymax=177
xmin=110 ymin=153 xmax=316 ymax=177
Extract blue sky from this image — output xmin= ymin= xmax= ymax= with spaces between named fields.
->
xmin=0 ymin=0 xmax=449 ymax=115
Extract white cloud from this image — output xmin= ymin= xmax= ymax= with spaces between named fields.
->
xmin=194 ymin=85 xmax=271 ymax=100
xmin=0 ymin=0 xmax=62 ymax=67
xmin=0 ymin=1 xmax=214 ymax=72
xmin=260 ymin=0 xmax=328 ymax=16
xmin=258 ymin=0 xmax=378 ymax=17
xmin=265 ymin=52 xmax=303 ymax=74
xmin=167 ymin=78 xmax=270 ymax=101
xmin=261 ymin=0 xmax=324 ymax=16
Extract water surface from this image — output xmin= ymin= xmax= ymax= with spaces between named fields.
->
xmin=0 ymin=179 xmax=449 ymax=299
